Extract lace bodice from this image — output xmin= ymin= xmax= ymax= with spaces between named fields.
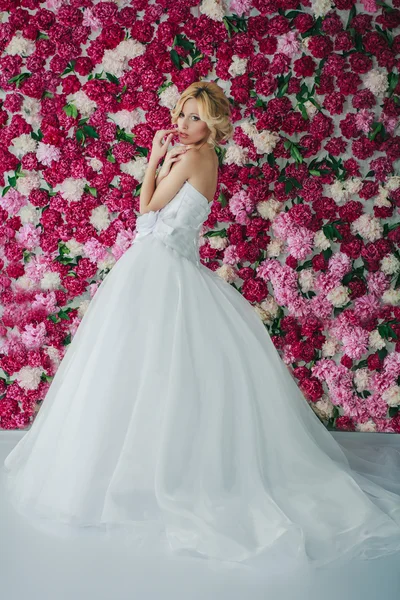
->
xmin=133 ymin=181 xmax=212 ymax=266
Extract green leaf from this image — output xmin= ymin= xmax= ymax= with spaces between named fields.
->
xmin=345 ymin=5 xmax=357 ymax=30
xmin=82 ymin=125 xmax=99 ymax=138
xmin=76 ymin=129 xmax=85 ymax=144
xmin=170 ymin=49 xmax=181 ymax=70
xmin=63 ymin=103 xmax=78 ymax=118
xmin=105 ymin=72 xmax=120 ymax=85
xmin=62 ymin=333 xmax=72 ymax=346
xmin=291 ymin=145 xmax=303 ymax=163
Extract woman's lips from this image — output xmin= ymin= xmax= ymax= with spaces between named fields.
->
xmin=179 ymin=133 xmax=188 ymax=137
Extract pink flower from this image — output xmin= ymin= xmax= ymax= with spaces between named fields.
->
xmin=20 ymin=322 xmax=47 ymax=351
xmin=31 ymin=291 xmax=58 ymax=314
xmin=342 ymin=328 xmax=369 ymax=359
xmin=277 ymin=31 xmax=300 ymax=58
xmin=0 ymin=189 xmax=26 ymax=214
xmin=355 ymin=109 xmax=374 ymax=133
xmin=83 ymin=238 xmax=109 ymax=263
xmin=229 ymin=0 xmax=252 ymax=16
xmin=15 ymin=223 xmax=41 ymax=251
xmin=361 ymin=0 xmax=378 ymax=12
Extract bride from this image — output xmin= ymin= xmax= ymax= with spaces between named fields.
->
xmin=2 ymin=81 xmax=400 ymax=569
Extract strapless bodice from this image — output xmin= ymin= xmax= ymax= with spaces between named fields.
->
xmin=133 ymin=181 xmax=212 ymax=267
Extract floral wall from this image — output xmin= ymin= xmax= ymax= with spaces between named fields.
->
xmin=0 ymin=0 xmax=400 ymax=433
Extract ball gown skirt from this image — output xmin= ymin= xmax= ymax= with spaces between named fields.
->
xmin=2 ymin=181 xmax=400 ymax=568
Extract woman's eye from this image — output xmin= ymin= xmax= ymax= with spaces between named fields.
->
xmin=179 ymin=113 xmax=199 ymax=121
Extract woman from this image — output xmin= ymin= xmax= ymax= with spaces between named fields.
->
xmin=2 ymin=81 xmax=400 ymax=569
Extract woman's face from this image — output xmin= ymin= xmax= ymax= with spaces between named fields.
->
xmin=176 ymin=98 xmax=210 ymax=146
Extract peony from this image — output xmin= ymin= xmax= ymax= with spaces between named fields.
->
xmin=364 ymin=69 xmax=389 ymax=97
xmin=90 ymin=205 xmax=110 ymax=231
xmin=382 ymin=385 xmax=400 ymax=407
xmin=327 ymin=285 xmax=350 ymax=307
xmin=223 ymin=143 xmax=249 ymax=166
xmin=199 ymin=0 xmax=226 ymax=21
xmin=14 ymin=366 xmax=43 ymax=390
xmin=382 ymin=289 xmax=400 ymax=306
xmin=215 ymin=263 xmax=238 ymax=283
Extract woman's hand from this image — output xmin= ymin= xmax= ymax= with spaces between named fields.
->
xmin=156 ymin=144 xmax=193 ymax=185
xmin=150 ymin=128 xmax=179 ymax=164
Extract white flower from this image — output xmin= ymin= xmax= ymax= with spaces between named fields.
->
xmin=312 ymin=395 xmax=335 ymax=419
xmin=369 ymin=329 xmax=386 ymax=351
xmin=311 ymin=0 xmax=333 ymax=18
xmin=267 ymin=238 xmax=285 ymax=257
xmin=36 ymin=142 xmax=61 ymax=167
xmin=77 ymin=298 xmax=91 ymax=318
xmin=215 ymin=263 xmax=237 ymax=282
xmin=257 ymin=197 xmax=282 ymax=221
xmin=159 ymin=84 xmax=181 ymax=110
xmin=90 ymin=205 xmax=110 ymax=231
xmin=15 ymin=171 xmax=41 ymax=196
xmin=322 ymin=337 xmax=340 ymax=357
xmin=353 ymin=368 xmax=370 ymax=392
xmin=374 ymin=185 xmax=391 ymax=207
xmin=59 ymin=177 xmax=87 ymax=202
xmin=15 ymin=275 xmax=37 ymax=290
xmin=356 ymin=420 xmax=377 ymax=432
xmin=67 ymin=90 xmax=97 ymax=118
xmin=18 ymin=202 xmax=40 ymax=226
xmin=295 ymin=100 xmax=317 ymax=119
xmin=10 ymin=133 xmax=37 ymax=159
xmin=252 ymin=129 xmax=280 ymax=154
xmin=45 ymin=346 xmax=61 ymax=368
xmin=327 ymin=285 xmax=350 ymax=307
xmin=298 ymin=269 xmax=315 ymax=293
xmin=329 ymin=180 xmax=348 ymax=205
xmin=115 ymin=39 xmax=146 ymax=61
xmin=110 ymin=108 xmax=142 ymax=130
xmin=97 ymin=253 xmax=116 ymax=272
xmin=21 ymin=97 xmax=42 ymax=128
xmin=88 ymin=158 xmax=103 ymax=172
xmin=382 ymin=289 xmax=400 ymax=305
xmin=14 ymin=366 xmax=43 ymax=390
xmin=6 ymin=32 xmax=35 ymax=56
xmin=382 ymin=385 xmax=400 ymax=407
xmin=40 ymin=270 xmax=61 ymax=291
xmin=228 ymin=55 xmax=248 ymax=77
xmin=199 ymin=0 xmax=226 ymax=21
xmin=344 ymin=177 xmax=362 ymax=195
xmin=314 ymin=229 xmax=331 ymax=251
xmin=260 ymin=295 xmax=280 ymax=318
xmin=121 ymin=156 xmax=147 ymax=181
xmin=364 ymin=69 xmax=389 ymax=97
xmin=240 ymin=121 xmax=258 ymax=138
xmin=223 ymin=143 xmax=249 ymax=166
xmin=385 ymin=176 xmax=400 ymax=191
xmin=208 ymin=236 xmax=228 ymax=250
xmin=350 ymin=213 xmax=383 ymax=242
xmin=253 ymin=304 xmax=272 ymax=323
xmin=65 ymin=238 xmax=85 ymax=258
xmin=381 ymin=254 xmax=400 ymax=275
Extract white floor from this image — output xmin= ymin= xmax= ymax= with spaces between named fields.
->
xmin=1 ymin=430 xmax=400 ymax=600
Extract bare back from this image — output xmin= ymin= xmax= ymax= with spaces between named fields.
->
xmin=176 ymin=145 xmax=219 ymax=204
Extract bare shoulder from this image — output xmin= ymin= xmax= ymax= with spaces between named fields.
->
xmin=184 ymin=147 xmax=219 ymax=204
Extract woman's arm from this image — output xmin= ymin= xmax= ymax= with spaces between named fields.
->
xmin=140 ymin=151 xmax=196 ymax=214
xmin=139 ymin=156 xmax=159 ymax=214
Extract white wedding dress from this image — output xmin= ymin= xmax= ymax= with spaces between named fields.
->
xmin=3 ymin=180 xmax=400 ymax=568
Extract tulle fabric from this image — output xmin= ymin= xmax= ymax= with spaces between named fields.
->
xmin=3 ymin=182 xmax=400 ymax=570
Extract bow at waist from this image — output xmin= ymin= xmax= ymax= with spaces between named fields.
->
xmin=134 ymin=211 xmax=174 ymax=242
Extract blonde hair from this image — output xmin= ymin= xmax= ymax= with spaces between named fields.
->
xmin=170 ymin=81 xmax=234 ymax=149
